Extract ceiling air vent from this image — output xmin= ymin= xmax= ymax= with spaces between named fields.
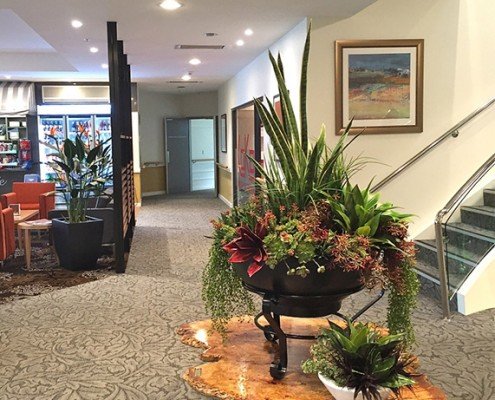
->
xmin=174 ymin=44 xmax=225 ymax=50
xmin=168 ymin=80 xmax=202 ymax=84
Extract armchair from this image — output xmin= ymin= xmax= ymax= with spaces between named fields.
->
xmin=1 ymin=182 xmax=55 ymax=219
xmin=0 ymin=206 xmax=15 ymax=262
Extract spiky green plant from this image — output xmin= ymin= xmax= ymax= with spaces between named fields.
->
xmin=250 ymin=25 xmax=365 ymax=215
xmin=42 ymin=134 xmax=112 ymax=223
xmin=303 ymin=320 xmax=416 ymax=400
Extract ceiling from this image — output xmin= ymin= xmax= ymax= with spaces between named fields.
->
xmin=0 ymin=0 xmax=375 ymax=93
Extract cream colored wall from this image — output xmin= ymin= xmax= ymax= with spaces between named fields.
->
xmin=307 ymin=0 xmax=495 ymax=237
xmin=218 ymin=167 xmax=233 ymax=206
xmin=217 ymin=19 xmax=308 ymax=171
xmin=458 ymin=250 xmax=495 ymax=315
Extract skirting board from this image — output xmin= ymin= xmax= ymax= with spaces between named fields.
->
xmin=142 ymin=191 xmax=166 ymax=198
xmin=218 ymin=194 xmax=233 ymax=208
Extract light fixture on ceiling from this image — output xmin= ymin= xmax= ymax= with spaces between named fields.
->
xmin=71 ymin=20 xmax=83 ymax=29
xmin=189 ymin=58 xmax=201 ymax=65
xmin=244 ymin=28 xmax=253 ymax=36
xmin=101 ymin=63 xmax=108 ymax=69
xmin=4 ymin=75 xmax=12 ymax=79
xmin=90 ymin=47 xmax=99 ymax=53
xmin=160 ymin=0 xmax=183 ymax=10
xmin=181 ymin=73 xmax=192 ymax=81
xmin=236 ymin=39 xmax=245 ymax=47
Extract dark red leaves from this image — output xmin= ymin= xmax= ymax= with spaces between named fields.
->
xmin=223 ymin=223 xmax=268 ymax=277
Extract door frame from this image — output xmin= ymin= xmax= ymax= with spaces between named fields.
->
xmin=231 ymin=99 xmax=262 ymax=206
xmin=164 ymin=115 xmax=217 ymax=194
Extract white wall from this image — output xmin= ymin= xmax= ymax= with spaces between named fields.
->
xmin=217 ymin=19 xmax=308 ymax=170
xmin=137 ymin=88 xmax=218 ymax=164
xmin=307 ymin=0 xmax=495 ymax=237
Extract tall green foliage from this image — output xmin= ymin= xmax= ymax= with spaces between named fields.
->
xmin=43 ymin=134 xmax=112 ymax=223
xmin=251 ymin=26 xmax=365 ymax=214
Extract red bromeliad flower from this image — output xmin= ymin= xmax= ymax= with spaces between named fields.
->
xmin=223 ymin=223 xmax=268 ymax=277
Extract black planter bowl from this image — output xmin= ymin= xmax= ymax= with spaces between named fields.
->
xmin=234 ymin=259 xmax=364 ymax=317
xmin=52 ymin=216 xmax=104 ymax=271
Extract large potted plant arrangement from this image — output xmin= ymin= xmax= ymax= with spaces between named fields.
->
xmin=302 ymin=320 xmax=416 ymax=400
xmin=43 ymin=129 xmax=112 ymax=270
xmin=203 ymin=27 xmax=419 ymax=345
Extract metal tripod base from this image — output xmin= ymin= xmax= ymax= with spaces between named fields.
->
xmin=252 ymin=288 xmax=385 ymax=380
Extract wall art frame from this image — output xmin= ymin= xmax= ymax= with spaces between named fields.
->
xmin=335 ymin=39 xmax=424 ymax=135
xmin=220 ymin=113 xmax=227 ymax=153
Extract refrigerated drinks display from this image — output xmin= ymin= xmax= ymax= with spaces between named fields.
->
xmin=67 ymin=115 xmax=93 ymax=146
xmin=38 ymin=114 xmax=112 ymax=181
xmin=94 ymin=116 xmax=112 ymax=146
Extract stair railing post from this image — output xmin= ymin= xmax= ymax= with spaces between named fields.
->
xmin=435 ymin=211 xmax=451 ymax=319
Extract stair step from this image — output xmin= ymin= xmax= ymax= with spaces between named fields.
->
xmin=415 ymin=269 xmax=458 ymax=311
xmin=483 ymin=189 xmax=495 ymax=207
xmin=445 ymin=222 xmax=495 ymax=259
xmin=415 ymin=261 xmax=463 ymax=288
xmin=416 ymin=240 xmax=476 ymax=278
xmin=460 ymin=205 xmax=495 ymax=230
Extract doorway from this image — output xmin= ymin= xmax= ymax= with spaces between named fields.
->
xmin=165 ymin=117 xmax=215 ymax=194
xmin=232 ymin=101 xmax=261 ymax=206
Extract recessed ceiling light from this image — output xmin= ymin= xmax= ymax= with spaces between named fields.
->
xmin=90 ymin=47 xmax=99 ymax=53
xmin=189 ymin=58 xmax=201 ymax=65
xmin=244 ymin=28 xmax=253 ymax=36
xmin=71 ymin=20 xmax=83 ymax=29
xmin=4 ymin=75 xmax=12 ymax=79
xmin=181 ymin=73 xmax=192 ymax=81
xmin=160 ymin=0 xmax=182 ymax=10
xmin=101 ymin=63 xmax=108 ymax=69
xmin=236 ymin=39 xmax=245 ymax=47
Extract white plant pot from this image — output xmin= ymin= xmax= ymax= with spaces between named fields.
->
xmin=318 ymin=373 xmax=391 ymax=400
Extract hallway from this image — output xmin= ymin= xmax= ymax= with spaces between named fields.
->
xmin=0 ymin=196 xmax=493 ymax=399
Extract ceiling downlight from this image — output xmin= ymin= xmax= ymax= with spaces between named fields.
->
xmin=159 ymin=0 xmax=183 ymax=11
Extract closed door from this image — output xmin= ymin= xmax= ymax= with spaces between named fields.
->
xmin=165 ymin=118 xmax=190 ymax=194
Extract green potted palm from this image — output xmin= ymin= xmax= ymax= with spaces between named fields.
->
xmin=43 ymin=131 xmax=112 ymax=270
xmin=203 ymin=26 xmax=419 ymax=345
xmin=302 ymin=320 xmax=416 ymax=400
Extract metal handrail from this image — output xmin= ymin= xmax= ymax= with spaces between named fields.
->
xmin=435 ymin=152 xmax=495 ymax=319
xmin=372 ymin=97 xmax=495 ymax=192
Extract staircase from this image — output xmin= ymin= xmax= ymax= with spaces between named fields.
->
xmin=416 ymin=187 xmax=495 ymax=310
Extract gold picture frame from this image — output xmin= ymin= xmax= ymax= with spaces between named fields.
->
xmin=335 ymin=39 xmax=424 ymax=135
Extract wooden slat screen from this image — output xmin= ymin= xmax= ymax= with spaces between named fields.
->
xmin=107 ymin=22 xmax=136 ymax=273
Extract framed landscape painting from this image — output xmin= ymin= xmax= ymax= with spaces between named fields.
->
xmin=335 ymin=39 xmax=424 ymax=134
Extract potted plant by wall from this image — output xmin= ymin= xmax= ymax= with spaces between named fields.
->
xmin=44 ymin=130 xmax=112 ymax=270
xmin=302 ymin=320 xmax=416 ymax=400
xmin=202 ymin=26 xmax=419 ymax=344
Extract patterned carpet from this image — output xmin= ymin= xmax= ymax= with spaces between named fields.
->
xmin=0 ymin=195 xmax=493 ymax=399
xmin=0 ymin=243 xmax=114 ymax=304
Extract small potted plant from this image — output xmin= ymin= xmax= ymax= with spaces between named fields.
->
xmin=43 ymin=129 xmax=112 ymax=270
xmin=302 ymin=320 xmax=416 ymax=400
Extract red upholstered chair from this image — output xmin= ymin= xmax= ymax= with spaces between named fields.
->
xmin=1 ymin=182 xmax=56 ymax=219
xmin=0 ymin=206 xmax=15 ymax=262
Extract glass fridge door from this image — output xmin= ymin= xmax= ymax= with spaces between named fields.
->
xmin=38 ymin=115 xmax=65 ymax=182
xmin=67 ymin=115 xmax=93 ymax=146
xmin=94 ymin=115 xmax=111 ymax=147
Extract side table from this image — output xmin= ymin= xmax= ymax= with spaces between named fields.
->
xmin=17 ymin=219 xmax=54 ymax=268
